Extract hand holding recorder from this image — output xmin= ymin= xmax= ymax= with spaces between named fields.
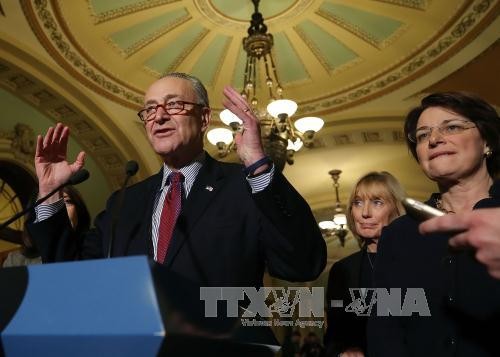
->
xmin=402 ymin=197 xmax=444 ymax=221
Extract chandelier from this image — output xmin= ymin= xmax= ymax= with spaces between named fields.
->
xmin=206 ymin=0 xmax=324 ymax=172
xmin=319 ymin=169 xmax=349 ymax=246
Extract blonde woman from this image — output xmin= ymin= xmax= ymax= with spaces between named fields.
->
xmin=325 ymin=171 xmax=405 ymax=357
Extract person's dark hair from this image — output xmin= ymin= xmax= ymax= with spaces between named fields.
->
xmin=63 ymin=185 xmax=91 ymax=235
xmin=20 ymin=222 xmax=39 ymax=258
xmin=162 ymin=72 xmax=210 ymax=107
xmin=404 ymin=91 xmax=500 ymax=178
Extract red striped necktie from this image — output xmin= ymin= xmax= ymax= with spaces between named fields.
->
xmin=156 ymin=171 xmax=184 ymax=263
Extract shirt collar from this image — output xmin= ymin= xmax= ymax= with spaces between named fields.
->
xmin=160 ymin=151 xmax=205 ymax=192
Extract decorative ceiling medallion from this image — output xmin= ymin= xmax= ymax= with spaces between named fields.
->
xmin=194 ymin=0 xmax=313 ymax=30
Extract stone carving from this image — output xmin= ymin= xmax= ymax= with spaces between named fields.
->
xmin=11 ymin=123 xmax=36 ymax=156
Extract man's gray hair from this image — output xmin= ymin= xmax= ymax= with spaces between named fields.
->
xmin=161 ymin=72 xmax=210 ymax=107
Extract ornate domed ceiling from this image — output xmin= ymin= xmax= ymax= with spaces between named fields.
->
xmin=21 ymin=0 xmax=498 ymax=116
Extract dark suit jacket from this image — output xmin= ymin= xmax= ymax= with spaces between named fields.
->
xmin=29 ymin=154 xmax=326 ymax=286
xmin=367 ymin=181 xmax=500 ymax=357
xmin=324 ymin=249 xmax=371 ymax=356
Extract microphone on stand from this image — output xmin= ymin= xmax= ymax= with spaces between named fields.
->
xmin=107 ymin=160 xmax=139 ymax=258
xmin=0 ymin=169 xmax=90 ymax=232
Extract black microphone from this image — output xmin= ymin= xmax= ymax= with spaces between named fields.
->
xmin=125 ymin=160 xmax=139 ymax=177
xmin=0 ymin=169 xmax=90 ymax=231
xmin=108 ymin=160 xmax=139 ymax=258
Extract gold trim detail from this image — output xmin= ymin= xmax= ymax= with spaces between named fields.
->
xmin=87 ymin=0 xmax=181 ymax=24
xmin=194 ymin=0 xmax=313 ymax=30
xmin=52 ymin=0 xmax=142 ymax=95
xmin=0 ymin=123 xmax=36 ymax=165
xmin=294 ymin=25 xmax=362 ymax=74
xmin=108 ymin=13 xmax=192 ymax=58
xmin=372 ymin=0 xmax=429 ymax=10
xmin=22 ymin=0 xmax=143 ymax=108
xmin=206 ymin=36 xmax=232 ymax=88
xmin=316 ymin=8 xmax=408 ymax=49
xmin=0 ymin=58 xmax=129 ymax=190
xmin=143 ymin=28 xmax=210 ymax=77
xmin=275 ymin=33 xmax=313 ymax=86
xmin=296 ymin=0 xmax=497 ymax=115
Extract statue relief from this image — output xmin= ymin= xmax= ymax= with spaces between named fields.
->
xmin=11 ymin=123 xmax=35 ymax=156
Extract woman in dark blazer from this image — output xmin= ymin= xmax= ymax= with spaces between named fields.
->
xmin=368 ymin=92 xmax=500 ymax=356
xmin=3 ymin=185 xmax=89 ymax=267
xmin=325 ymin=171 xmax=405 ymax=357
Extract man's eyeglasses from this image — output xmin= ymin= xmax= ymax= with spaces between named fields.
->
xmin=137 ymin=101 xmax=203 ymax=122
xmin=408 ymin=119 xmax=476 ymax=144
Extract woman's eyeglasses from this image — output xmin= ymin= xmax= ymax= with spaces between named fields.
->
xmin=408 ymin=119 xmax=476 ymax=144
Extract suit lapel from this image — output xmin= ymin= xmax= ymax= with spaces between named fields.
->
xmin=136 ymin=170 xmax=163 ymax=258
xmin=164 ymin=155 xmax=227 ymax=267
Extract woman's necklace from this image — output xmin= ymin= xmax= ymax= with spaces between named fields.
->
xmin=366 ymin=241 xmax=376 ymax=270
xmin=367 ymin=250 xmax=375 ymax=270
xmin=435 ymin=197 xmax=456 ymax=214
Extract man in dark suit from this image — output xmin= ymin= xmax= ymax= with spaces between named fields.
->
xmin=29 ymin=72 xmax=326 ymax=287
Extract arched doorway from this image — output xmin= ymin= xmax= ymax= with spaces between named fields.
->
xmin=0 ymin=160 xmax=37 ymax=244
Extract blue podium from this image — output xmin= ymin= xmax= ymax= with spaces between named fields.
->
xmin=1 ymin=256 xmax=163 ymax=356
xmin=0 ymin=256 xmax=278 ymax=356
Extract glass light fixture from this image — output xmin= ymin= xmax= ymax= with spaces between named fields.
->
xmin=267 ymin=99 xmax=298 ymax=118
xmin=287 ymin=138 xmax=303 ymax=152
xmin=207 ymin=127 xmax=233 ymax=148
xmin=294 ymin=117 xmax=324 ymax=133
xmin=219 ymin=109 xmax=242 ymax=126
xmin=318 ymin=220 xmax=336 ymax=230
xmin=333 ymin=213 xmax=347 ymax=226
xmin=319 ymin=169 xmax=349 ymax=246
xmin=205 ymin=0 xmax=323 ymax=171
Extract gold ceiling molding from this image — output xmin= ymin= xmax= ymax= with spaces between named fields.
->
xmin=373 ymin=0 xmax=429 ymax=10
xmin=193 ymin=0 xmax=247 ymax=31
xmin=296 ymin=0 xmax=498 ymax=116
xmin=294 ymin=25 xmax=363 ymax=73
xmin=143 ymin=28 xmax=210 ymax=77
xmin=21 ymin=0 xmax=144 ymax=109
xmin=108 ymin=12 xmax=192 ymax=58
xmin=273 ymin=33 xmax=314 ymax=87
xmin=17 ymin=0 xmax=498 ymax=117
xmin=205 ymin=36 xmax=232 ymax=88
xmin=52 ymin=1 xmax=144 ymax=95
xmin=0 ymin=123 xmax=36 ymax=169
xmin=0 ymin=57 xmax=133 ymax=191
xmin=88 ymin=0 xmax=181 ymax=24
xmin=194 ymin=0 xmax=313 ymax=30
xmin=312 ymin=127 xmax=406 ymax=150
xmin=316 ymin=8 xmax=408 ymax=49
